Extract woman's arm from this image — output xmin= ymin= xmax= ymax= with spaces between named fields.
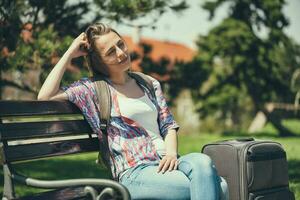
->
xmin=37 ymin=33 xmax=88 ymax=101
xmin=147 ymin=76 xmax=180 ymax=173
xmin=164 ymin=129 xmax=178 ymax=157
xmin=157 ymin=129 xmax=178 ymax=173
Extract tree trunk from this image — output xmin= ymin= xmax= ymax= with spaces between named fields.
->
xmin=0 ymin=68 xmax=2 ymax=100
xmin=265 ymin=112 xmax=296 ymax=137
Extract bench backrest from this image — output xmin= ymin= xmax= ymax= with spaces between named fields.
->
xmin=0 ymin=100 xmax=99 ymax=165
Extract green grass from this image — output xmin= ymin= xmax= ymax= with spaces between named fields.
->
xmin=260 ymin=119 xmax=300 ymax=136
xmin=1 ymin=133 xmax=300 ymax=199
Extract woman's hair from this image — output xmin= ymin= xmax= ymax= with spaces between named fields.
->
xmin=84 ymin=23 xmax=123 ymax=77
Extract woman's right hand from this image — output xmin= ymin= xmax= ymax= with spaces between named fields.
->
xmin=38 ymin=33 xmax=90 ymax=101
xmin=66 ymin=32 xmax=90 ymax=59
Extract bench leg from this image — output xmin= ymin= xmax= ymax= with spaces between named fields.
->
xmin=3 ymin=164 xmax=16 ymax=200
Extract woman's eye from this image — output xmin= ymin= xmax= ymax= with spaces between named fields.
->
xmin=119 ymin=42 xmax=125 ymax=49
xmin=107 ymin=49 xmax=115 ymax=55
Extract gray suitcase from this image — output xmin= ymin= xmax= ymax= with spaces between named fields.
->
xmin=202 ymin=138 xmax=295 ymax=200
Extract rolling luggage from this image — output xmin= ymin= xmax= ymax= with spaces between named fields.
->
xmin=202 ymin=138 xmax=295 ymax=200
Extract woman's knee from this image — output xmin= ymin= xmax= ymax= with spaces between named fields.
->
xmin=180 ymin=153 xmax=213 ymax=170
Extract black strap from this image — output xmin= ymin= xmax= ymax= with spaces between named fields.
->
xmin=247 ymin=151 xmax=286 ymax=162
xmin=128 ymin=72 xmax=156 ymax=100
xmin=93 ymin=77 xmax=111 ymax=133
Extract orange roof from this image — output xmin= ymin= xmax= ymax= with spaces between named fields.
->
xmin=51 ymin=35 xmax=195 ymax=81
xmin=123 ymin=36 xmax=195 ymax=75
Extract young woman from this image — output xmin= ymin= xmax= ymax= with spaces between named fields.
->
xmin=38 ymin=23 xmax=229 ymax=200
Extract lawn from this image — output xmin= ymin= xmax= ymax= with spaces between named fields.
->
xmin=1 ymin=130 xmax=300 ymax=199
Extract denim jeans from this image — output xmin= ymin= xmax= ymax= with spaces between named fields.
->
xmin=120 ymin=153 xmax=229 ymax=200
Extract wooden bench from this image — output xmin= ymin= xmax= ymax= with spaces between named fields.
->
xmin=0 ymin=100 xmax=131 ymax=200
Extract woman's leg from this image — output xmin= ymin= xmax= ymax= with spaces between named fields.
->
xmin=120 ymin=163 xmax=190 ymax=200
xmin=177 ymin=153 xmax=222 ymax=200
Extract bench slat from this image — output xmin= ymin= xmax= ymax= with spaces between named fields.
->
xmin=5 ymin=138 xmax=99 ymax=162
xmin=0 ymin=101 xmax=81 ymax=117
xmin=0 ymin=120 xmax=93 ymax=140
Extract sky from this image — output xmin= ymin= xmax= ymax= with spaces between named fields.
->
xmin=103 ymin=0 xmax=300 ymax=50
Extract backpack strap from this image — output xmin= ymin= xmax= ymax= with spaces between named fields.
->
xmin=92 ymin=76 xmax=112 ymax=172
xmin=128 ymin=72 xmax=156 ymax=100
xmin=93 ymin=76 xmax=111 ymax=133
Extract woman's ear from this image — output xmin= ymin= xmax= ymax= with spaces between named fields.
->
xmin=90 ymin=52 xmax=109 ymax=76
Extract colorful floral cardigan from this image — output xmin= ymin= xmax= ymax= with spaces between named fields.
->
xmin=61 ymin=76 xmax=179 ymax=180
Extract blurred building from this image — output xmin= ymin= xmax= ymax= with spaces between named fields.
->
xmin=123 ymin=36 xmax=196 ymax=71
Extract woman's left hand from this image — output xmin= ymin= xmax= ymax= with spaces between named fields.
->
xmin=157 ymin=154 xmax=178 ymax=174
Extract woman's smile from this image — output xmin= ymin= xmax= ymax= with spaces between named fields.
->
xmin=119 ymin=56 xmax=129 ymax=65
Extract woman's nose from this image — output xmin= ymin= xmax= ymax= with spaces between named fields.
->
xmin=116 ymin=46 xmax=127 ymax=61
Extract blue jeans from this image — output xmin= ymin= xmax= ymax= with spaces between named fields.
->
xmin=120 ymin=153 xmax=229 ymax=200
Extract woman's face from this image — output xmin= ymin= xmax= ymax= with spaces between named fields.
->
xmin=93 ymin=31 xmax=131 ymax=75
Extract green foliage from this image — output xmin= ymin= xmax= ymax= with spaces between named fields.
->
xmin=140 ymin=43 xmax=170 ymax=75
xmin=175 ymin=0 xmax=300 ymax=133
xmin=6 ymin=25 xmax=57 ymax=71
xmin=0 ymin=0 xmax=91 ymax=50
xmin=39 ymin=0 xmax=91 ymax=36
xmin=0 ymin=0 xmax=94 ymax=87
xmin=291 ymin=69 xmax=300 ymax=111
xmin=94 ymin=0 xmax=187 ymax=25
xmin=0 ymin=0 xmax=187 ymax=96
xmin=168 ymin=58 xmax=210 ymax=102
xmin=291 ymin=70 xmax=300 ymax=93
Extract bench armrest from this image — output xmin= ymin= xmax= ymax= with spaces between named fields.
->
xmin=12 ymin=173 xmax=130 ymax=200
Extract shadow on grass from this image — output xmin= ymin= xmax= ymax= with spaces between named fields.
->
xmin=289 ymin=159 xmax=300 ymax=183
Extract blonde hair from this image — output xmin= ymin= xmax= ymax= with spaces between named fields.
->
xmin=84 ymin=23 xmax=123 ymax=77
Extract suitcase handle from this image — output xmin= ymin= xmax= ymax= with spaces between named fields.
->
xmin=215 ymin=137 xmax=255 ymax=144
xmin=236 ymin=137 xmax=255 ymax=142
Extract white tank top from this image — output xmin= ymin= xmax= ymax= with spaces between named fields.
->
xmin=117 ymin=93 xmax=166 ymax=156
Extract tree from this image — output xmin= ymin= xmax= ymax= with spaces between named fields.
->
xmin=291 ymin=68 xmax=300 ymax=112
xmin=173 ymin=0 xmax=300 ymax=136
xmin=0 ymin=0 xmax=187 ymax=99
xmin=0 ymin=0 xmax=93 ymax=98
